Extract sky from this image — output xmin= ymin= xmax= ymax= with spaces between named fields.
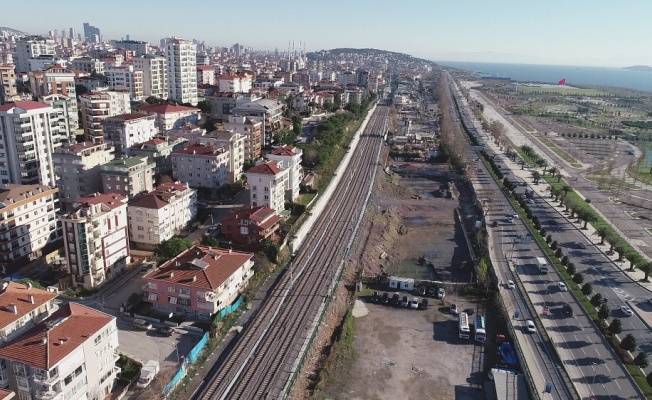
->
xmin=3 ymin=0 xmax=652 ymax=67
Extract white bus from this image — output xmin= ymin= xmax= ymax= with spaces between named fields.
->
xmin=474 ymin=315 xmax=486 ymax=343
xmin=459 ymin=312 xmax=470 ymax=339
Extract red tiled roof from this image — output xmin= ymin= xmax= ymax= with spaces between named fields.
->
xmin=0 ymin=282 xmax=57 ymax=330
xmin=75 ymin=193 xmax=127 ymax=210
xmin=270 ymin=146 xmax=299 ymax=157
xmin=0 ymin=388 xmax=14 ymax=399
xmin=246 ymin=161 xmax=283 ymax=175
xmin=0 ymin=303 xmax=113 ymax=369
xmin=136 ymin=137 xmax=166 ymax=147
xmin=143 ymin=246 xmax=253 ymax=290
xmin=105 ymin=113 xmax=150 ymax=122
xmin=197 ymin=66 xmax=214 ymax=71
xmin=60 ymin=141 xmax=101 ymax=152
xmin=129 ymin=183 xmax=191 ymax=209
xmin=222 ymin=206 xmax=275 ymax=224
xmin=138 ymin=103 xmax=200 ymax=114
xmin=0 ymin=101 xmax=50 ymax=112
xmin=174 ymin=144 xmax=220 ymax=156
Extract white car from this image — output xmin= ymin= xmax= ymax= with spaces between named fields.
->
xmin=621 ymin=305 xmax=633 ymax=316
xmin=558 ymin=282 xmax=567 ymax=292
xmin=512 ymin=213 xmax=519 ymax=219
xmin=508 ymin=217 xmax=514 ymax=223
xmin=526 ymin=320 xmax=536 ymax=333
xmin=507 ymin=280 xmax=515 ymax=289
xmin=410 ymin=298 xmax=419 ymax=309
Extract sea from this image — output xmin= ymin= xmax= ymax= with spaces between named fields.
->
xmin=435 ymin=61 xmax=652 ymax=93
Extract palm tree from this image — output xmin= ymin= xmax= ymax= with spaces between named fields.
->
xmin=596 ymin=226 xmax=609 ymax=244
xmin=583 ymin=213 xmax=595 ymax=229
xmin=615 ymin=244 xmax=626 ymax=261
xmin=550 ymin=186 xmax=559 ymax=200
xmin=556 ymin=170 xmax=563 ymax=183
xmin=640 ymin=261 xmax=652 ymax=282
xmin=531 ymin=171 xmax=541 ymax=184
xmin=548 ymin=166 xmax=558 ymax=178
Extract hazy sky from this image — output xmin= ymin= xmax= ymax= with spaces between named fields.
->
xmin=4 ymin=0 xmax=652 ymax=67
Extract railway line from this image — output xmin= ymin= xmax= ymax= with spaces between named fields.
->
xmin=193 ymin=104 xmax=390 ymax=400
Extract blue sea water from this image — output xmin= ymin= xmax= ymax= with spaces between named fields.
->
xmin=436 ymin=61 xmax=652 ymax=93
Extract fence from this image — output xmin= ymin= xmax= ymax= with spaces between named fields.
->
xmin=162 ymin=332 xmax=210 ymax=397
xmin=212 ymin=295 xmax=243 ymax=324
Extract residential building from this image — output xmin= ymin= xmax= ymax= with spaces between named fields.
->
xmin=60 ymin=193 xmax=129 ymax=288
xmin=171 ymin=144 xmax=229 ymax=189
xmin=105 ymin=65 xmax=144 ymax=101
xmin=217 ymin=74 xmax=252 ymax=93
xmin=69 ymin=57 xmax=104 ymax=75
xmin=40 ymin=94 xmax=78 ymax=137
xmin=206 ymin=92 xmax=257 ymax=120
xmin=222 ymin=115 xmax=262 ymax=160
xmin=79 ymin=92 xmax=130 ymax=143
xmin=0 ymin=303 xmax=120 ymax=400
xmin=199 ymin=130 xmax=244 ymax=183
xmin=0 ymin=101 xmax=66 ymax=187
xmin=75 ymin=77 xmax=104 ymax=93
xmin=114 ymin=40 xmax=150 ymax=56
xmin=132 ymin=55 xmax=167 ymax=100
xmin=0 ymin=65 xmax=18 ymax=103
xmin=165 ymin=38 xmax=198 ymax=105
xmin=196 ymin=66 xmax=215 ymax=86
xmin=12 ymin=37 xmax=55 ymax=73
xmin=142 ymin=245 xmax=254 ymax=320
xmin=268 ymin=146 xmax=303 ymax=201
xmin=100 ymin=156 xmax=155 ymax=199
xmin=53 ymin=142 xmax=115 ymax=204
xmin=0 ymin=184 xmax=61 ymax=269
xmin=130 ymin=136 xmax=188 ymax=174
xmin=245 ymin=161 xmax=288 ymax=214
xmin=231 ymin=99 xmax=283 ymax=146
xmin=0 ymin=281 xmax=57 ymax=343
xmin=101 ymin=113 xmax=157 ymax=156
xmin=220 ymin=206 xmax=282 ymax=245
xmin=137 ymin=103 xmax=200 ymax=132
xmin=29 ymin=65 xmax=76 ymax=99
xmin=128 ymin=182 xmax=196 ymax=250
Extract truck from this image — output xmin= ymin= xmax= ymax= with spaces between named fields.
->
xmin=136 ymin=360 xmax=160 ymax=388
xmin=536 ymin=257 xmax=548 ymax=273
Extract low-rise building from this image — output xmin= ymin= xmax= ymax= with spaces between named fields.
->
xmin=100 ymin=157 xmax=155 ymax=199
xmin=171 ymin=144 xmax=229 ymax=189
xmin=127 ymin=182 xmax=196 ymax=250
xmin=101 ymin=113 xmax=157 ymax=156
xmin=137 ymin=103 xmax=201 ymax=133
xmin=268 ymin=146 xmax=302 ymax=201
xmin=0 ymin=303 xmax=119 ymax=400
xmin=130 ymin=136 xmax=188 ymax=174
xmin=60 ymin=193 xmax=130 ymax=289
xmin=142 ymin=245 xmax=254 ymax=320
xmin=220 ymin=206 xmax=282 ymax=245
xmin=0 ymin=281 xmax=57 ymax=344
xmin=245 ymin=161 xmax=288 ymax=214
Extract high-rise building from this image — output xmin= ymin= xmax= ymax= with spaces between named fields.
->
xmin=83 ymin=22 xmax=101 ymax=43
xmin=101 ymin=113 xmax=156 ymax=155
xmin=53 ymin=142 xmax=115 ymax=204
xmin=133 ymin=55 xmax=167 ymax=100
xmin=165 ymin=38 xmax=198 ymax=105
xmin=12 ymin=36 xmax=56 ymax=73
xmin=0 ymin=64 xmax=18 ymax=103
xmin=0 ymin=101 xmax=66 ymax=187
xmin=105 ymin=64 xmax=144 ymax=100
xmin=79 ymin=92 xmax=130 ymax=143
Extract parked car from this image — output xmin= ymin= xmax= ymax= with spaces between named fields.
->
xmin=418 ymin=286 xmax=426 ymax=296
xmin=427 ymin=287 xmax=437 ymax=298
xmin=621 ymin=305 xmax=634 ymax=316
xmin=410 ymin=298 xmax=419 ymax=309
xmin=577 ymin=243 xmax=587 ymax=249
xmin=492 ymin=221 xmax=499 ymax=227
xmin=391 ymin=293 xmax=400 ymax=306
xmin=381 ymin=292 xmax=389 ymax=304
xmin=154 ymin=326 xmax=174 ymax=337
xmin=512 ymin=213 xmax=519 ymax=219
xmin=371 ymin=291 xmax=380 ymax=303
xmin=507 ymin=280 xmax=515 ymax=289
xmin=558 ymin=282 xmax=567 ymax=292
xmin=419 ymin=298 xmax=429 ymax=310
xmin=133 ymin=319 xmax=152 ymax=331
xmin=508 ymin=217 xmax=514 ymax=223
xmin=437 ymin=287 xmax=445 ymax=299
xmin=525 ymin=320 xmax=536 ymax=333
xmin=401 ymin=296 xmax=409 ymax=308
xmin=450 ymin=304 xmax=459 ymax=315
xmin=527 ymin=199 xmax=535 ymax=205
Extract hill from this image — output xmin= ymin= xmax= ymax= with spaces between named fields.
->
xmin=623 ymin=65 xmax=652 ymax=72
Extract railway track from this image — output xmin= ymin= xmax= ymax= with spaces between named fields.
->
xmin=193 ymin=105 xmax=390 ymax=400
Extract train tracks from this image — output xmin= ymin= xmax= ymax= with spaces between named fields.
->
xmin=193 ymin=105 xmax=390 ymax=400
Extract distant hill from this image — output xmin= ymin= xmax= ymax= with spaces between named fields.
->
xmin=623 ymin=65 xmax=652 ymax=72
xmin=0 ymin=27 xmax=27 ymax=36
xmin=308 ymin=48 xmax=437 ymax=67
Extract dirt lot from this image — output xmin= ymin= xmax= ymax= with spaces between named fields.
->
xmin=291 ymin=158 xmax=484 ymax=399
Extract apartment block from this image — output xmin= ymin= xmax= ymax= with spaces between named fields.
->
xmin=142 ymin=245 xmax=254 ymax=319
xmin=217 ymin=74 xmax=253 ymax=93
xmin=29 ymin=65 xmax=76 ymax=99
xmin=53 ymin=142 xmax=115 ymax=204
xmin=199 ymin=130 xmax=245 ymax=183
xmin=268 ymin=146 xmax=303 ymax=201
xmin=79 ymin=92 xmax=130 ymax=143
xmin=40 ymin=94 xmax=78 ymax=138
xmin=130 ymin=136 xmax=188 ymax=174
xmin=100 ymin=157 xmax=155 ymax=199
xmin=105 ymin=65 xmax=144 ymax=101
xmin=165 ymin=38 xmax=198 ymax=105
xmin=0 ymin=184 xmax=61 ymax=270
xmin=128 ymin=182 xmax=197 ymax=250
xmin=0 ymin=281 xmax=57 ymax=344
xmin=69 ymin=57 xmax=104 ymax=75
xmin=101 ymin=113 xmax=157 ymax=156
xmin=137 ymin=103 xmax=200 ymax=133
xmin=171 ymin=144 xmax=229 ymax=189
xmin=220 ymin=206 xmax=282 ymax=245
xmin=0 ymin=65 xmax=18 ymax=103
xmin=60 ymin=193 xmax=129 ymax=288
xmin=132 ymin=55 xmax=167 ymax=100
xmin=245 ymin=161 xmax=288 ymax=215
xmin=12 ymin=37 xmax=55 ymax=73
xmin=114 ymin=40 xmax=150 ymax=57
xmin=0 ymin=303 xmax=119 ymax=400
xmin=222 ymin=115 xmax=262 ymax=160
xmin=196 ymin=66 xmax=215 ymax=86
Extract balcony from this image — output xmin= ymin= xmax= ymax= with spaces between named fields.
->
xmin=35 ymin=391 xmax=62 ymax=400
xmin=33 ymin=370 xmax=59 ymax=385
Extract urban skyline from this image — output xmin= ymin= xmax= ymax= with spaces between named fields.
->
xmin=3 ymin=0 xmax=652 ymax=67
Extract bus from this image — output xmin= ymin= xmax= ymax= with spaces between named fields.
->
xmin=458 ymin=312 xmax=470 ymax=339
xmin=474 ymin=315 xmax=486 ymax=343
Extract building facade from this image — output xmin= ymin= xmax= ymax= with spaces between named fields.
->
xmin=69 ymin=57 xmax=104 ymax=75
xmin=199 ymin=130 xmax=244 ymax=183
xmin=165 ymin=38 xmax=198 ymax=105
xmin=132 ymin=55 xmax=167 ymax=100
xmin=171 ymin=144 xmax=229 ymax=189
xmin=222 ymin=115 xmax=262 ymax=160
xmin=101 ymin=113 xmax=157 ymax=156
xmin=220 ymin=206 xmax=282 ymax=245
xmin=60 ymin=193 xmax=130 ymax=288
xmin=40 ymin=94 xmax=78 ymax=138
xmin=129 ymin=136 xmax=188 ymax=174
xmin=137 ymin=103 xmax=200 ymax=133
xmin=100 ymin=156 xmax=155 ymax=199
xmin=79 ymin=92 xmax=130 ymax=143
xmin=12 ymin=37 xmax=55 ymax=73
xmin=0 ymin=65 xmax=18 ymax=104
xmin=268 ymin=146 xmax=303 ymax=201
xmin=53 ymin=142 xmax=115 ymax=204
xmin=105 ymin=65 xmax=144 ymax=101
xmin=245 ymin=161 xmax=288 ymax=214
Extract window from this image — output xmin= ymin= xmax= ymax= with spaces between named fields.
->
xmin=178 ymin=298 xmax=190 ymax=306
xmin=168 ymin=286 xmax=176 ymax=293
xmin=168 ymin=296 xmax=177 ymax=304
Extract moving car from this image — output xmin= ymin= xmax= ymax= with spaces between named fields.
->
xmin=577 ymin=243 xmax=587 ymax=249
xmin=450 ymin=303 xmax=459 ymax=315
xmin=558 ymin=282 xmax=567 ymax=292
xmin=621 ymin=305 xmax=634 ymax=316
xmin=154 ymin=326 xmax=174 ymax=337
xmin=410 ymin=298 xmax=419 ymax=309
xmin=562 ymin=303 xmax=573 ymax=316
xmin=507 ymin=280 xmax=515 ymax=289
xmin=526 ymin=320 xmax=536 ymax=333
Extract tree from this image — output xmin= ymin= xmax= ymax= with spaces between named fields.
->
xmin=608 ymin=318 xmax=622 ymax=334
xmin=625 ymin=251 xmax=642 ymax=271
xmin=596 ymin=226 xmax=610 ymax=245
xmin=635 ymin=352 xmax=649 ymax=369
xmin=582 ymin=212 xmax=595 ymax=229
xmin=548 ymin=166 xmax=558 ymax=178
xmin=614 ymin=243 xmax=626 ymax=261
xmin=640 ymin=261 xmax=652 ymax=282
xmin=156 ymin=237 xmax=193 ymax=259
xmin=531 ymin=171 xmax=542 ymax=184
xmin=551 ymin=240 xmax=558 ymax=250
xmin=555 ymin=248 xmax=563 ymax=258
xmin=591 ymin=293 xmax=603 ymax=306
xmin=581 ymin=282 xmax=592 ymax=296
xmin=620 ymin=334 xmax=637 ymax=352
xmin=567 ymin=263 xmax=577 ymax=275
xmin=598 ymin=304 xmax=610 ymax=320
xmin=647 ymin=371 xmax=652 ymax=387
xmin=197 ymin=100 xmax=211 ymax=114
xmin=573 ymin=273 xmax=584 ymax=284
xmin=546 ymin=235 xmax=553 ymax=244
xmin=561 ymin=255 xmax=569 ymax=266
xmin=201 ymin=236 xmax=219 ymax=247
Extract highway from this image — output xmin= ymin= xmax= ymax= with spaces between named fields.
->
xmin=191 ymin=105 xmax=389 ymax=400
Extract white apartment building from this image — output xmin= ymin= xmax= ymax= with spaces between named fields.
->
xmin=101 ymin=113 xmax=157 ymax=156
xmin=268 ymin=146 xmax=303 ymax=201
xmin=0 ymin=281 xmax=57 ymax=344
xmin=199 ymin=130 xmax=245 ymax=183
xmin=114 ymin=40 xmax=150 ymax=56
xmin=69 ymin=57 xmax=104 ymax=75
xmin=222 ymin=115 xmax=262 ymax=160
xmin=217 ymin=74 xmax=253 ymax=93
xmin=100 ymin=157 xmax=155 ymax=199
xmin=137 ymin=103 xmax=200 ymax=132
xmin=12 ymin=37 xmax=55 ymax=73
xmin=172 ymin=144 xmax=229 ymax=189
xmin=196 ymin=66 xmax=215 ymax=86
xmin=41 ymin=94 xmax=78 ymax=138
xmin=79 ymin=92 xmax=130 ymax=143
xmin=105 ymin=65 xmax=144 ymax=101
xmin=245 ymin=161 xmax=288 ymax=215
xmin=0 ymin=184 xmax=61 ymax=268
xmin=53 ymin=142 xmax=115 ymax=204
xmin=130 ymin=136 xmax=188 ymax=174
xmin=0 ymin=303 xmax=120 ymax=400
xmin=60 ymin=193 xmax=130 ymax=288
xmin=132 ymin=55 xmax=167 ymax=100
xmin=128 ymin=182 xmax=197 ymax=250
xmin=165 ymin=38 xmax=198 ymax=105
xmin=0 ymin=101 xmax=67 ymax=187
